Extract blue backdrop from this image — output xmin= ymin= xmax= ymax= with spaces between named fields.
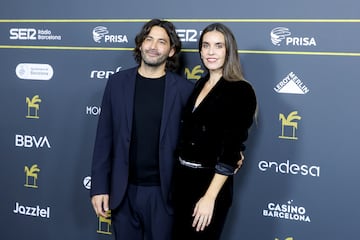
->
xmin=1 ymin=1 xmax=359 ymax=240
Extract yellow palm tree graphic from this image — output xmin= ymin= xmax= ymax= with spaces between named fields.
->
xmin=184 ymin=65 xmax=204 ymax=80
xmin=279 ymin=111 xmax=302 ymax=140
xmin=97 ymin=211 xmax=112 ymax=235
xmin=24 ymin=164 xmax=40 ymax=188
xmin=26 ymin=95 xmax=42 ymax=119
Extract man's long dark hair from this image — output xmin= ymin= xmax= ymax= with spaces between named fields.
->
xmin=133 ymin=19 xmax=182 ymax=72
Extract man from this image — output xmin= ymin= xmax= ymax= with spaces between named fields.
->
xmin=90 ymin=19 xmax=194 ymax=240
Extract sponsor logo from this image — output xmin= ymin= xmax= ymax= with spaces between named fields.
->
xmin=279 ymin=111 xmax=301 ymax=140
xmin=176 ymin=29 xmax=200 ymax=42
xmin=9 ymin=28 xmax=61 ymax=41
xmin=258 ymin=159 xmax=320 ymax=177
xmin=274 ymin=72 xmax=310 ymax=94
xmin=13 ymin=202 xmax=50 ymax=218
xmin=15 ymin=135 xmax=51 ymax=148
xmin=26 ymin=95 xmax=42 ymax=119
xmin=275 ymin=238 xmax=294 ymax=240
xmin=86 ymin=106 xmax=101 ymax=116
xmin=24 ymin=164 xmax=40 ymax=188
xmin=263 ymin=200 xmax=311 ymax=223
xmin=16 ymin=63 xmax=53 ymax=81
xmin=92 ymin=26 xmax=128 ymax=43
xmin=270 ymin=27 xmax=316 ymax=46
xmin=83 ymin=176 xmax=91 ymax=190
xmin=97 ymin=211 xmax=112 ymax=235
xmin=184 ymin=65 xmax=204 ymax=80
xmin=90 ymin=66 xmax=122 ymax=79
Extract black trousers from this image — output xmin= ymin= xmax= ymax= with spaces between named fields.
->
xmin=172 ymin=163 xmax=233 ymax=240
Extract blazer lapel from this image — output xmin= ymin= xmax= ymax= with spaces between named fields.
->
xmin=159 ymin=73 xmax=177 ymax=141
xmin=123 ymin=68 xmax=137 ymax=138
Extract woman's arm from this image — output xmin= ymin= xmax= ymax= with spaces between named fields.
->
xmin=192 ymin=173 xmax=228 ymax=231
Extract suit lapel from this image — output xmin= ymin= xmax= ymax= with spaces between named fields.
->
xmin=160 ymin=73 xmax=177 ymax=141
xmin=123 ymin=68 xmax=137 ymax=137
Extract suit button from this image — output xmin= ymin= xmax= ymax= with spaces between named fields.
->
xmin=191 ymin=142 xmax=195 ymax=146
xmin=202 ymin=125 xmax=206 ymax=131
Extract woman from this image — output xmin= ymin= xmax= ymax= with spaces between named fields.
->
xmin=173 ymin=23 xmax=257 ymax=240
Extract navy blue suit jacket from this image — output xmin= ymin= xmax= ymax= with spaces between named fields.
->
xmin=90 ymin=67 xmax=194 ymax=213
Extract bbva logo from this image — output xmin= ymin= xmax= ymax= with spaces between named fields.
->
xmin=15 ymin=134 xmax=51 ymax=148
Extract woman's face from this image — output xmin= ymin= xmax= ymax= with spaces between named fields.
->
xmin=200 ymin=30 xmax=226 ymax=73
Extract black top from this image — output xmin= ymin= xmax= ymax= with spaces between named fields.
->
xmin=129 ymin=73 xmax=165 ymax=185
xmin=177 ymin=76 xmax=257 ymax=175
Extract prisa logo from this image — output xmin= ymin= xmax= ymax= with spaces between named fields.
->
xmin=13 ymin=202 xmax=50 ymax=218
xmin=15 ymin=134 xmax=51 ymax=148
xmin=270 ymin=27 xmax=316 ymax=46
xmin=92 ymin=26 xmax=128 ymax=43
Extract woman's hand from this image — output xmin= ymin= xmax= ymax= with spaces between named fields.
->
xmin=192 ymin=195 xmax=215 ymax=231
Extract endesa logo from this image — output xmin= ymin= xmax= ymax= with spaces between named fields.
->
xmin=258 ymin=159 xmax=320 ymax=177
xmin=92 ymin=26 xmax=128 ymax=43
xmin=270 ymin=27 xmax=316 ymax=46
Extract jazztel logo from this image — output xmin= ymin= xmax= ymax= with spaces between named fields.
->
xmin=279 ymin=111 xmax=301 ymax=140
xmin=15 ymin=135 xmax=51 ymax=148
xmin=274 ymin=72 xmax=309 ymax=94
xmin=184 ymin=65 xmax=204 ymax=80
xmin=16 ymin=63 xmax=53 ymax=81
xmin=270 ymin=27 xmax=316 ymax=46
xmin=263 ymin=200 xmax=311 ymax=223
xmin=258 ymin=159 xmax=320 ymax=177
xmin=13 ymin=202 xmax=50 ymax=218
xmin=92 ymin=26 xmax=128 ymax=43
xmin=24 ymin=164 xmax=40 ymax=188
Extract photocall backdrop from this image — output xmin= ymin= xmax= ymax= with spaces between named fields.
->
xmin=1 ymin=1 xmax=359 ymax=240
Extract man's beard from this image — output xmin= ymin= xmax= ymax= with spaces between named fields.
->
xmin=141 ymin=50 xmax=168 ymax=67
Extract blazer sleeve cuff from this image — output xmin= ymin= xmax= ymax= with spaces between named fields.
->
xmin=215 ymin=162 xmax=235 ymax=176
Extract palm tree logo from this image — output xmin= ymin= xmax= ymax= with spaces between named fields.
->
xmin=184 ymin=65 xmax=204 ymax=80
xmin=26 ymin=95 xmax=42 ymax=119
xmin=279 ymin=111 xmax=302 ymax=140
xmin=24 ymin=164 xmax=40 ymax=188
xmin=97 ymin=211 xmax=112 ymax=235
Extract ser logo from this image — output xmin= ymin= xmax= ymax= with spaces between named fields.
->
xmin=176 ymin=29 xmax=199 ymax=42
xmin=10 ymin=28 xmax=37 ymax=40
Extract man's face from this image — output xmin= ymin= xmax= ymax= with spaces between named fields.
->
xmin=140 ymin=26 xmax=175 ymax=68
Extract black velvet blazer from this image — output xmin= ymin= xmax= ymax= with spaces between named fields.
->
xmin=177 ymin=76 xmax=257 ymax=175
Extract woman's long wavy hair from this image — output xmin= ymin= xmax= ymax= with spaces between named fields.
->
xmin=133 ymin=19 xmax=182 ymax=72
